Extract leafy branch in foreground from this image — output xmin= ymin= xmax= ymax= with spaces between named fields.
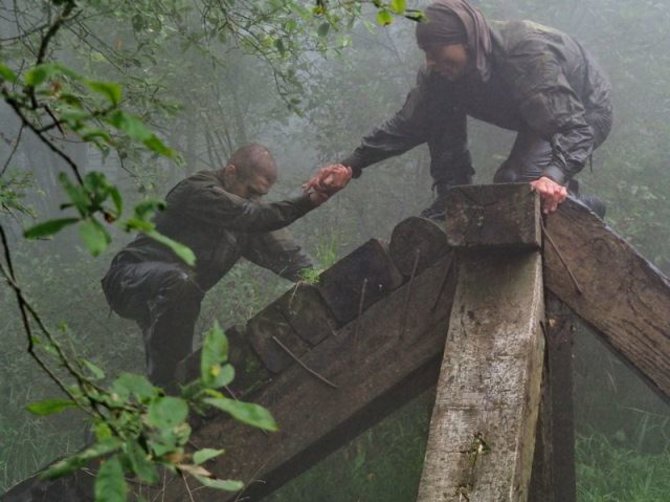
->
xmin=0 ymin=244 xmax=277 ymax=499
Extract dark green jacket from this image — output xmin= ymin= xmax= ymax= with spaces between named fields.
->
xmin=112 ymin=170 xmax=315 ymax=290
xmin=344 ymin=20 xmax=612 ymax=185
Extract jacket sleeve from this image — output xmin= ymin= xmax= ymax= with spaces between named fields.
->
xmin=170 ymin=179 xmax=316 ymax=232
xmin=242 ymin=228 xmax=314 ymax=282
xmin=508 ymin=45 xmax=594 ymax=184
xmin=341 ymin=69 xmax=437 ymax=177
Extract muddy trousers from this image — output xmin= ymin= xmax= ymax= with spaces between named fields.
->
xmin=102 ymin=261 xmax=204 ymax=391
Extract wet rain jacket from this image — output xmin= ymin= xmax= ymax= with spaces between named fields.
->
xmin=343 ymin=20 xmax=612 ymax=186
xmin=109 ymin=170 xmax=315 ymax=291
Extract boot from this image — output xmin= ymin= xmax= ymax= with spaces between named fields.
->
xmin=420 ymin=183 xmax=450 ymax=221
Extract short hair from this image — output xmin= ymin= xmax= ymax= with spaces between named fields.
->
xmin=228 ymin=143 xmax=276 ymax=179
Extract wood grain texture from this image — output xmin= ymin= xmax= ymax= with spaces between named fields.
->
xmin=417 ymin=250 xmax=545 ymax=502
xmin=445 ymin=183 xmax=541 ymax=249
xmin=317 ymin=238 xmax=404 ymax=323
xmin=389 ymin=216 xmax=450 ymax=277
xmin=544 ymin=197 xmax=670 ymax=399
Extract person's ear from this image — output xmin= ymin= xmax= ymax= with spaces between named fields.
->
xmin=223 ymin=163 xmax=237 ymax=178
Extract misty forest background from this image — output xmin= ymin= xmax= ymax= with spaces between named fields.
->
xmin=1 ymin=0 xmax=669 ymax=500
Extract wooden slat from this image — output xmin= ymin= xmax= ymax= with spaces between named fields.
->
xmin=417 ymin=249 xmax=545 ymax=501
xmin=544 ymin=197 xmax=670 ymax=399
xmin=317 ymin=238 xmax=404 ymax=323
xmin=158 ymin=254 xmax=456 ymax=502
xmin=389 ymin=216 xmax=449 ymax=276
xmin=445 ymin=183 xmax=541 ymax=249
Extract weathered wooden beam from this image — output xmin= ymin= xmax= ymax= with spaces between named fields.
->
xmin=389 ymin=216 xmax=450 ymax=276
xmin=417 ymin=250 xmax=545 ymax=501
xmin=418 ymin=184 xmax=545 ymax=501
xmin=158 ymin=254 xmax=456 ymax=502
xmin=316 ymin=238 xmax=404 ymax=324
xmin=529 ymin=294 xmax=576 ymax=502
xmin=544 ymin=197 xmax=670 ymax=399
xmin=445 ymin=183 xmax=541 ymax=249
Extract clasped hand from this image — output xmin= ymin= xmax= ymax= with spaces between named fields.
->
xmin=303 ymin=164 xmax=352 ymax=205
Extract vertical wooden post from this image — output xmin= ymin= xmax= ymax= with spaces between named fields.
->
xmin=529 ymin=294 xmax=576 ymax=501
xmin=417 ymin=184 xmax=545 ymax=501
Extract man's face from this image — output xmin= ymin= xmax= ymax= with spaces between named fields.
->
xmin=226 ymin=166 xmax=276 ymax=200
xmin=425 ymin=43 xmax=470 ymax=81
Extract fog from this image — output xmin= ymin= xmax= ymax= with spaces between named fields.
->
xmin=1 ymin=0 xmax=668 ymax=499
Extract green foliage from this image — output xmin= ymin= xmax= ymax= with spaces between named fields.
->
xmin=23 ymin=324 xmax=279 ymax=500
xmin=94 ymin=455 xmax=128 ymax=502
xmin=26 ymin=398 xmax=77 ymax=416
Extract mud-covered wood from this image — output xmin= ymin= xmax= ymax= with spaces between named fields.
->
xmin=246 ymin=302 xmax=310 ymax=374
xmin=317 ymin=238 xmax=404 ymax=323
xmin=544 ymin=197 xmax=670 ymax=399
xmin=276 ymin=283 xmax=338 ymax=346
xmin=389 ymin=216 xmax=450 ymax=276
xmin=158 ymin=255 xmax=456 ymax=502
xmin=529 ymin=295 xmax=576 ymax=502
xmin=445 ymin=183 xmax=541 ymax=249
xmin=418 ymin=250 xmax=545 ymax=502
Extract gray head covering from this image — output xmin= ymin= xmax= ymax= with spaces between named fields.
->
xmin=415 ymin=0 xmax=493 ymax=81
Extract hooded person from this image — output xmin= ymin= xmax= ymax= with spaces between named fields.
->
xmin=339 ymin=0 xmax=612 ymax=218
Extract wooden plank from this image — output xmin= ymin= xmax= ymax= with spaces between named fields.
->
xmin=317 ymin=238 xmax=404 ymax=323
xmin=246 ymin=302 xmax=310 ymax=374
xmin=445 ymin=183 xmax=541 ymax=249
xmin=157 ymin=254 xmax=456 ymax=502
xmin=277 ymin=283 xmax=338 ymax=346
xmin=389 ymin=216 xmax=450 ymax=276
xmin=417 ymin=249 xmax=545 ymax=502
xmin=529 ymin=295 xmax=576 ymax=502
xmin=544 ymin=197 xmax=670 ymax=399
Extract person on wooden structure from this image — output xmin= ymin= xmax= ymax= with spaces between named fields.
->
xmin=338 ymin=0 xmax=612 ymax=218
xmin=102 ymin=143 xmax=350 ymax=391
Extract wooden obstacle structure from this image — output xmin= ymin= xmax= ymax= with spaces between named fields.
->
xmin=4 ymin=183 xmax=669 ymax=501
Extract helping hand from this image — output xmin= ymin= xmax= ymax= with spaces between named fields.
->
xmin=303 ymin=164 xmax=352 ymax=205
xmin=529 ymin=176 xmax=568 ymax=214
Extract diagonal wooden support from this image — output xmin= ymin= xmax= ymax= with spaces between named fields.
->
xmin=418 ymin=184 xmax=545 ymax=501
xmin=544 ymin=197 xmax=670 ymax=400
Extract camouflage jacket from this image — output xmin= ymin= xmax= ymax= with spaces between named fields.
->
xmin=110 ymin=170 xmax=315 ymax=290
xmin=343 ymin=20 xmax=612 ymax=185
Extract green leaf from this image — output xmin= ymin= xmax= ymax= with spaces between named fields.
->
xmin=390 ymin=0 xmax=406 ymax=14
xmin=194 ymin=476 xmax=243 ymax=492
xmin=95 ymin=455 xmax=127 ymax=502
xmin=58 ymin=172 xmax=89 ymax=216
xmin=274 ymin=38 xmax=286 ymax=55
xmin=24 ymin=217 xmax=79 ymax=239
xmin=193 ymin=448 xmax=225 ymax=465
xmin=112 ymin=372 xmax=156 ymax=401
xmin=376 ymin=9 xmax=394 ymax=26
xmin=42 ymin=439 xmax=121 ymax=479
xmin=317 ymin=22 xmax=330 ymax=37
xmin=203 ymin=397 xmax=278 ymax=431
xmin=147 ymin=397 xmax=189 ymax=429
xmin=105 ymin=110 xmax=152 ymax=141
xmin=26 ymin=398 xmax=77 ymax=416
xmin=143 ymin=134 xmax=174 ymax=158
xmin=83 ymin=359 xmax=106 ymax=380
xmin=24 ymin=63 xmax=79 ymax=87
xmin=124 ymin=441 xmax=158 ymax=483
xmin=85 ymin=80 xmax=122 ymax=106
xmin=145 ymin=229 xmax=196 ymax=266
xmin=79 ymin=218 xmax=111 ymax=256
xmin=200 ymin=321 xmax=231 ymax=388
xmin=0 ymin=63 xmax=18 ymax=83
